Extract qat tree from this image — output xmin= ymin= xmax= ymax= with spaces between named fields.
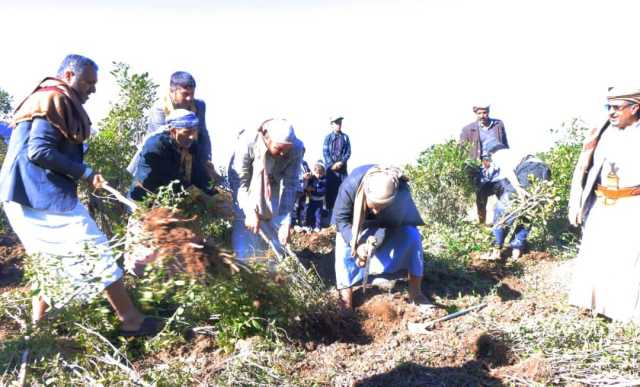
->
xmin=0 ymin=87 xmax=13 ymax=119
xmin=84 ymin=62 xmax=158 ymax=234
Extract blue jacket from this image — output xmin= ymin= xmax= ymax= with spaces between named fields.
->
xmin=323 ymin=131 xmax=351 ymax=173
xmin=0 ymin=118 xmax=89 ymax=212
xmin=148 ymin=99 xmax=211 ymax=162
xmin=128 ymin=131 xmax=212 ymax=201
xmin=306 ymin=175 xmax=327 ymax=200
xmin=332 ymin=164 xmax=424 ymax=244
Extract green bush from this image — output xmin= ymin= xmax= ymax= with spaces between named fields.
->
xmin=0 ymin=87 xmax=12 ymax=234
xmin=84 ymin=62 xmax=158 ymax=236
xmin=407 ymin=119 xmax=587 ymax=261
xmin=0 ymin=141 xmax=8 ymax=234
xmin=406 ymin=139 xmax=492 ymax=261
xmin=405 ymin=139 xmax=477 ymax=227
xmin=534 ymin=118 xmax=588 ymax=254
xmin=0 ymin=87 xmax=12 ymax=119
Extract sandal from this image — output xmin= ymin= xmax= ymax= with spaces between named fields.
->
xmin=119 ymin=316 xmax=164 ymax=338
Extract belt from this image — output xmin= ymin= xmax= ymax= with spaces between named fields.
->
xmin=595 ymin=185 xmax=640 ymax=200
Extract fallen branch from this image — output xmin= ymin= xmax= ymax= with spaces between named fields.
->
xmin=74 ymin=323 xmax=151 ymax=387
xmin=16 ymin=336 xmax=29 ymax=387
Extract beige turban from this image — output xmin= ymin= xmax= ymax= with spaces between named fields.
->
xmin=363 ymin=168 xmax=401 ymax=206
xmin=350 ymin=165 xmax=405 ymax=255
xmin=607 ymin=87 xmax=640 ymax=104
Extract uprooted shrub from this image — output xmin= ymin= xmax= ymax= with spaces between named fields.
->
xmin=407 ymin=119 xmax=588 ymax=262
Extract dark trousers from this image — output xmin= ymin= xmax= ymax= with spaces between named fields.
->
xmin=293 ymin=192 xmax=307 ymax=226
xmin=305 ymin=199 xmax=324 ymax=229
xmin=476 ymin=181 xmax=501 ymax=224
xmin=325 ymin=167 xmax=346 ymax=211
xmin=492 ymin=185 xmax=529 ymax=249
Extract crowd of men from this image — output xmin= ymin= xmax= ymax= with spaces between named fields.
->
xmin=1 ymin=53 xmax=640 ymax=336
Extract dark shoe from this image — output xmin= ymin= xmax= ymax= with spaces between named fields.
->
xmin=119 ymin=316 xmax=164 ymax=338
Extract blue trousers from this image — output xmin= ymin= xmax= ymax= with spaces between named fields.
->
xmin=293 ymin=192 xmax=307 ymax=226
xmin=304 ymin=199 xmax=324 ymax=228
xmin=334 ymin=226 xmax=424 ymax=289
xmin=492 ymin=189 xmax=529 ymax=249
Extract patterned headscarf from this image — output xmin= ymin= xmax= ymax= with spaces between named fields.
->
xmin=166 ymin=109 xmax=199 ymax=129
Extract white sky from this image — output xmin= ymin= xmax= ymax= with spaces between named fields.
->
xmin=1 ymin=0 xmax=635 ymax=170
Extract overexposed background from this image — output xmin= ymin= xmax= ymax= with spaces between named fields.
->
xmin=1 ymin=0 xmax=633 ymax=170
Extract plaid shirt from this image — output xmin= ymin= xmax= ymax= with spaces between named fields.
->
xmin=323 ymin=131 xmax=351 ymax=167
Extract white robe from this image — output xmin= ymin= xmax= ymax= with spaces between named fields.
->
xmin=569 ymin=122 xmax=640 ymax=322
xmin=3 ymin=201 xmax=123 ymax=307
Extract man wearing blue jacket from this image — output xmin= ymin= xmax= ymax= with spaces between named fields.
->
xmin=323 ymin=115 xmax=351 ymax=214
xmin=128 ymin=109 xmax=214 ymax=201
xmin=332 ymin=164 xmax=431 ymax=310
xmin=0 ymin=54 xmax=160 ymax=336
xmin=128 ymin=71 xmax=216 ymax=182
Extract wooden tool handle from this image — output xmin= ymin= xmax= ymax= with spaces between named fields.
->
xmin=101 ymin=183 xmax=138 ymax=211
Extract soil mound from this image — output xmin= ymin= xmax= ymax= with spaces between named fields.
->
xmin=131 ymin=207 xmax=236 ymax=277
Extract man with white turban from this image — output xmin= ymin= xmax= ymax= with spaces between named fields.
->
xmin=228 ymin=119 xmax=304 ymax=261
xmin=332 ymin=164 xmax=431 ymax=310
xmin=568 ymin=87 xmax=640 ymax=322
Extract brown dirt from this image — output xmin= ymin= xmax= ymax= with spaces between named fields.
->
xmin=492 ymin=353 xmax=552 ymax=383
xmin=287 ymin=231 xmax=574 ymax=386
xmin=290 ymin=226 xmax=337 ymax=286
xmin=361 ymin=297 xmax=398 ymax=323
xmin=137 ymin=207 xmax=236 ymax=277
xmin=0 ymin=233 xmax=24 ymax=289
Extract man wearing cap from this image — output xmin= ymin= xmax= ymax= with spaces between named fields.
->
xmin=460 ymin=105 xmax=509 ymax=224
xmin=323 ymin=115 xmax=351 ymax=215
xmin=332 ymin=164 xmax=431 ymax=310
xmin=0 ymin=54 xmax=160 ymax=336
xmin=128 ymin=109 xmax=214 ymax=201
xmin=568 ymin=87 xmax=640 ymax=322
xmin=228 ymin=118 xmax=304 ymax=261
